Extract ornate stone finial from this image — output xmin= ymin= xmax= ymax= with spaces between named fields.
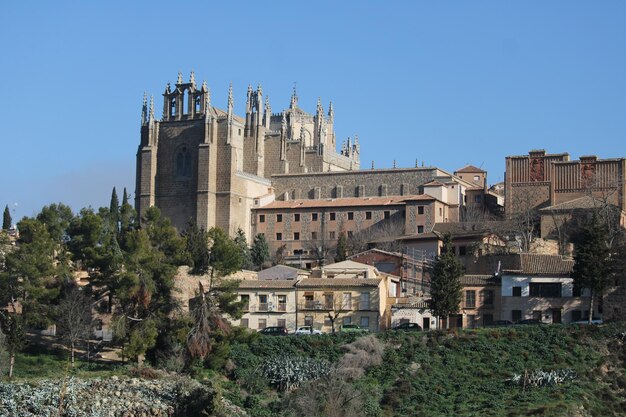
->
xmin=257 ymin=83 xmax=263 ymax=96
xmin=316 ymin=97 xmax=323 ymax=115
xmin=204 ymin=88 xmax=212 ymax=121
xmin=281 ymin=111 xmax=287 ymax=127
xmin=189 ymin=70 xmax=195 ymax=86
xmin=300 ymin=125 xmax=306 ymax=142
xmin=177 ymin=72 xmax=183 ymax=84
xmin=328 ymin=101 xmax=334 ymax=121
xmin=371 ymin=160 xmax=375 ymax=170
xmin=165 ymin=82 xmax=171 ymax=94
xmin=415 ymin=159 xmax=419 ymax=168
xmin=149 ymin=95 xmax=155 ymax=123
xmin=141 ymin=92 xmax=148 ymax=125
xmin=290 ymin=83 xmax=298 ymax=109
xmin=201 ymin=80 xmax=208 ymax=92
xmin=393 ymin=160 xmax=397 ymax=169
xmin=265 ymin=95 xmax=271 ymax=114
xmin=353 ymin=135 xmax=360 ymax=156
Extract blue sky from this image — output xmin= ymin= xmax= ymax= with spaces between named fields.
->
xmin=1 ymin=1 xmax=625 ymax=221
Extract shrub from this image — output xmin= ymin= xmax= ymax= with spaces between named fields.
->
xmin=508 ymin=368 xmax=577 ymax=388
xmin=260 ymin=355 xmax=332 ymax=391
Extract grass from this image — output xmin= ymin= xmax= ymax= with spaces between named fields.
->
xmin=6 ymin=343 xmax=125 ymax=381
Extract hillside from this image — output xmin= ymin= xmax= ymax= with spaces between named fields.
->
xmin=2 ymin=323 xmax=625 ymax=417
xmin=220 ymin=323 xmax=626 ymax=417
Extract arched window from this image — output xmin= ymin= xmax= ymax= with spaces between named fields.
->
xmin=176 ymin=146 xmax=192 ymax=178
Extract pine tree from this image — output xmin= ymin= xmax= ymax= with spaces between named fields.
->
xmin=430 ymin=234 xmax=463 ymax=328
xmin=335 ymin=232 xmax=348 ymax=262
xmin=573 ymin=215 xmax=611 ymax=324
xmin=251 ymin=233 xmax=270 ymax=270
xmin=109 ymin=187 xmax=120 ymax=232
xmin=2 ymin=205 xmax=11 ymax=230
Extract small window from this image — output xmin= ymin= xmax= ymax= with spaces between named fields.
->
xmin=294 ymin=232 xmax=300 ymax=241
xmin=294 ymin=213 xmax=300 ymax=222
xmin=276 ymin=214 xmax=283 ymax=222
xmin=474 ymin=195 xmax=482 ymax=203
xmin=417 ymin=225 xmax=424 ymax=234
xmin=459 ymin=246 xmax=467 ymax=256
xmin=240 ymin=318 xmax=249 ymax=328
xmin=342 ymin=317 xmax=352 ymax=325
xmin=304 ymin=315 xmax=313 ymax=326
xmin=418 ymin=206 xmax=424 ymax=215
xmin=312 ymin=213 xmax=318 ymax=221
xmin=330 ymin=212 xmax=336 ymax=221
xmin=347 ymin=212 xmax=354 ymax=220
xmin=240 ymin=294 xmax=250 ymax=311
xmin=276 ymin=233 xmax=282 ymax=241
xmin=258 ymin=318 xmax=267 ymax=329
xmin=360 ymin=316 xmax=369 ymax=328
xmin=238 ymin=128 xmax=242 ymax=135
xmin=474 ymin=175 xmax=480 ymax=181
xmin=365 ymin=211 xmax=372 ymax=220
xmin=176 ymin=146 xmax=192 ymax=178
xmin=277 ymin=319 xmax=286 ymax=328
xmin=512 ymin=310 xmax=522 ymax=323
xmin=512 ymin=286 xmax=522 ymax=297
xmin=384 ymin=211 xmax=390 ymax=219
xmin=465 ymin=290 xmax=476 ymax=308
xmin=479 ymin=290 xmax=494 ymax=306
xmin=439 ymin=207 xmax=443 ymax=216
xmin=259 ymin=214 xmax=265 ymax=223
xmin=329 ymin=231 xmax=336 ymax=239
xmin=311 ymin=231 xmax=318 ymax=240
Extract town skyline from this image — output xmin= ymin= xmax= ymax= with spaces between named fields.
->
xmin=2 ymin=2 xmax=626 ymax=220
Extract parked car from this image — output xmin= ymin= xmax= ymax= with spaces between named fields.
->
xmin=258 ymin=326 xmax=288 ymax=336
xmin=340 ymin=324 xmax=369 ymax=333
xmin=570 ymin=319 xmax=603 ymax=325
xmin=517 ymin=319 xmax=544 ymax=325
xmin=391 ymin=322 xmax=422 ymax=332
xmin=295 ymin=326 xmax=323 ymax=335
xmin=488 ymin=320 xmax=513 ymax=327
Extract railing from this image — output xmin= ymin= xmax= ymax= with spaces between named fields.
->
xmin=298 ymin=301 xmax=372 ymax=311
xmin=246 ymin=303 xmax=290 ymax=313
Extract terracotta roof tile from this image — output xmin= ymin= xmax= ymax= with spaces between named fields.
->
xmin=455 ymin=165 xmax=486 ymax=173
xmin=460 ymin=275 xmax=500 ymax=286
xmin=256 ymin=196 xmax=413 ymax=210
xmin=238 ymin=280 xmax=297 ymax=289
xmin=295 ymin=278 xmax=381 ymax=288
xmin=504 ymin=254 xmax=574 ymax=275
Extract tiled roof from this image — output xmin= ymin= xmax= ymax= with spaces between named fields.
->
xmin=238 ymin=280 xmax=297 ymax=289
xmin=423 ymin=180 xmax=446 ymax=187
xmin=504 ymin=254 xmax=574 ymax=275
xmin=393 ymin=300 xmax=432 ymax=309
xmin=295 ymin=278 xmax=381 ymax=288
xmin=348 ymin=248 xmax=402 ymax=259
xmin=255 ymin=196 xmax=410 ymax=210
xmin=460 ymin=275 xmax=500 ymax=286
xmin=455 ymin=165 xmax=486 ymax=173
xmin=258 ymin=265 xmax=308 ymax=280
xmin=540 ymin=196 xmax=615 ymax=212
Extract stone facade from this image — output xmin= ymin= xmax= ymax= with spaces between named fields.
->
xmin=135 ymin=73 xmax=359 ymax=236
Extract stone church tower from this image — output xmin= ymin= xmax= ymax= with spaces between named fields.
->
xmin=135 ymin=72 xmax=359 ymax=237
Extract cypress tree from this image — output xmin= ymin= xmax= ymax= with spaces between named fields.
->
xmin=573 ymin=214 xmax=611 ymax=324
xmin=251 ymin=233 xmax=270 ymax=270
xmin=430 ymin=234 xmax=464 ymax=328
xmin=109 ymin=187 xmax=120 ymax=232
xmin=335 ymin=232 xmax=348 ymax=262
xmin=2 ymin=205 xmax=11 ymax=230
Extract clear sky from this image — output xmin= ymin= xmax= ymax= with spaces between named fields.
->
xmin=1 ymin=1 xmax=625 ymax=221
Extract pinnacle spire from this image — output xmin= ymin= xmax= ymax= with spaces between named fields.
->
xmin=328 ymin=101 xmax=334 ymax=121
xmin=189 ymin=70 xmax=195 ymax=86
xmin=227 ymin=82 xmax=234 ymax=121
xmin=204 ymin=87 xmax=212 ymax=122
xmin=177 ymin=72 xmax=183 ymax=85
xmin=149 ymin=95 xmax=155 ymax=123
xmin=141 ymin=92 xmax=148 ymax=125
xmin=290 ymin=83 xmax=298 ymax=109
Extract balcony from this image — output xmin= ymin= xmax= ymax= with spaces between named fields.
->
xmin=246 ymin=303 xmax=289 ymax=313
xmin=298 ymin=300 xmax=372 ymax=311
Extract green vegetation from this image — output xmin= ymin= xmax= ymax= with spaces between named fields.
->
xmin=430 ymin=234 xmax=463 ymax=323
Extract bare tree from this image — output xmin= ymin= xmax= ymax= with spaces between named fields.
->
xmin=348 ymin=217 xmax=405 ymax=254
xmin=303 ymin=238 xmax=335 ymax=267
xmin=57 ymin=286 xmax=94 ymax=367
xmin=505 ymin=187 xmax=544 ymax=252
